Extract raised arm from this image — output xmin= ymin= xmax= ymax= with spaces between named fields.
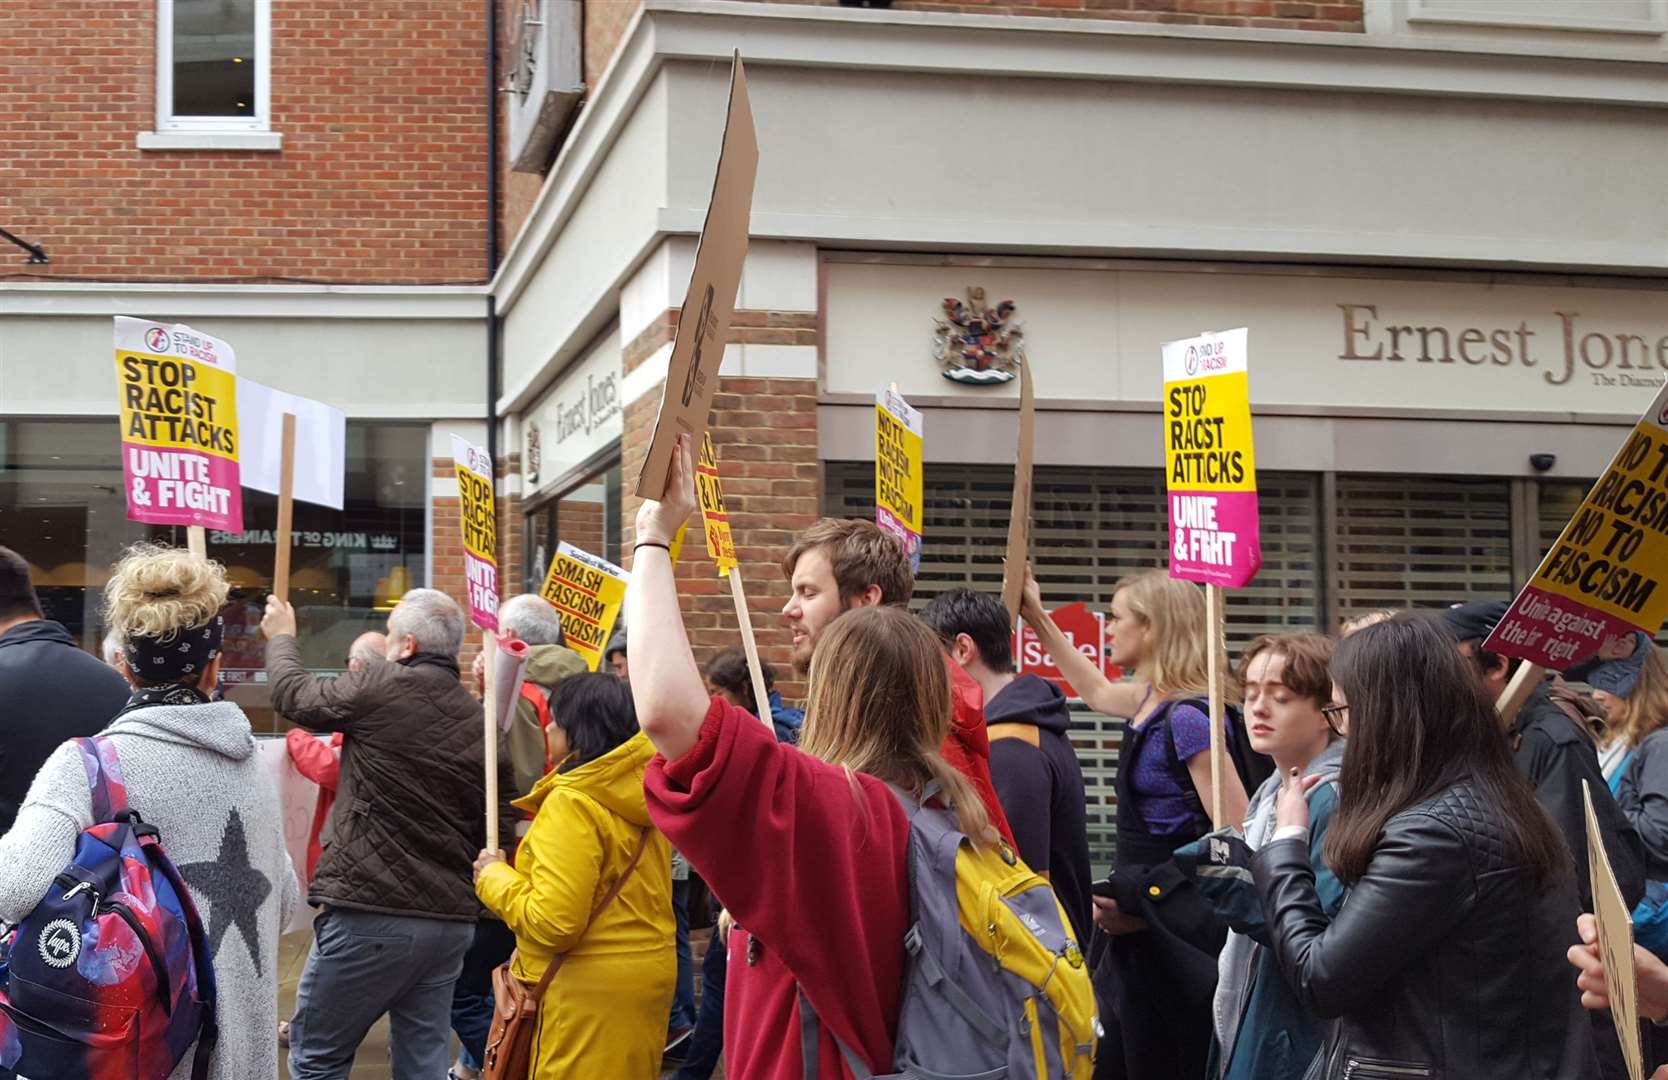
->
xmin=628 ymin=434 xmax=711 ymax=761
xmin=1019 ymin=563 xmax=1149 ymax=718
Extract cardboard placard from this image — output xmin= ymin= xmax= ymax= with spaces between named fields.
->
xmin=634 ymin=53 xmax=759 ymax=500
xmin=1487 ymin=380 xmax=1668 ymax=669
xmin=1162 ymin=327 xmax=1260 ymax=589
xmin=1001 ymin=359 xmax=1035 ymax=623
xmin=451 ymin=435 xmax=500 ymax=631
xmin=114 ymin=317 xmax=242 ymax=532
xmin=257 ymin=736 xmax=319 ymax=932
xmin=1585 ymin=780 xmax=1646 ymax=1080
xmin=876 ymin=388 xmax=925 ymax=571
xmin=697 ymin=432 xmax=738 ymax=577
xmin=239 ymin=379 xmax=347 ymax=510
xmin=539 ymin=541 xmax=629 ymax=671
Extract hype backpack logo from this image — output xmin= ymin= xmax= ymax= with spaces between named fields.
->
xmin=0 ymin=737 xmax=219 ymax=1080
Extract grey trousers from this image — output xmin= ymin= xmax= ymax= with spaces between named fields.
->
xmin=288 ymin=905 xmax=475 ymax=1080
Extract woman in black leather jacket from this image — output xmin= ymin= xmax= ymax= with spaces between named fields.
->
xmin=1253 ymin=615 xmax=1599 ymax=1080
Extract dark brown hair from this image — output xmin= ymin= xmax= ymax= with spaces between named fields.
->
xmin=1322 ymin=614 xmax=1568 ymax=889
xmin=0 ymin=547 xmax=43 ymax=622
xmin=705 ymin=647 xmax=776 ymax=716
xmin=1237 ymin=633 xmax=1334 ymax=708
xmin=781 ymin=519 xmax=914 ymax=608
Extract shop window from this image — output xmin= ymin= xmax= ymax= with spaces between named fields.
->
xmin=0 ymin=420 xmax=427 ymax=734
xmin=144 ymin=0 xmax=276 ymax=149
xmin=824 ymin=461 xmax=1321 ymax=874
xmin=524 ymin=458 xmax=622 ymax=593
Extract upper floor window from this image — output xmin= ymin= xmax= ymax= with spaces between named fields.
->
xmin=156 ymin=0 xmax=270 ymax=132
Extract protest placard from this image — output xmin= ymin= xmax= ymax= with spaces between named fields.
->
xmin=876 ymin=388 xmax=925 ymax=571
xmin=540 ymin=541 xmax=629 ymax=671
xmin=1585 ymin=780 xmax=1646 ymax=1080
xmin=1487 ymin=380 xmax=1668 ymax=673
xmin=256 ymin=737 xmax=319 ymax=932
xmin=1012 ymin=601 xmax=1117 ymax=698
xmin=451 ymin=435 xmax=499 ymax=631
xmin=1001 ymin=359 xmax=1035 ymax=623
xmin=697 ymin=432 xmax=738 ymax=577
xmin=635 ymin=53 xmax=758 ymax=500
xmin=1162 ymin=327 xmax=1260 ymax=589
xmin=240 ymin=380 xmax=346 ymax=510
xmin=114 ymin=317 xmax=242 ymax=533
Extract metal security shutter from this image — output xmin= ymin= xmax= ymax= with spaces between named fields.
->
xmin=823 ymin=461 xmax=1321 ymax=873
xmin=1333 ymin=475 xmax=1514 ymax=619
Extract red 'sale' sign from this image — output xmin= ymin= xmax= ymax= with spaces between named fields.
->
xmin=1012 ymin=601 xmax=1120 ymax=698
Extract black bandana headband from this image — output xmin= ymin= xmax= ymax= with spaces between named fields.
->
xmin=122 ymin=615 xmax=224 ymax=686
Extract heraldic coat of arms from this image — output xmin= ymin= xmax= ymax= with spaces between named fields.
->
xmin=933 ymin=287 xmax=1024 ymax=385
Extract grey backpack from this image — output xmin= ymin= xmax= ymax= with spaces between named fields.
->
xmin=798 ymin=783 xmax=1100 ymax=1079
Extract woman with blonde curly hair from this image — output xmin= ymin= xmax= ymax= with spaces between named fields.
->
xmin=0 ymin=543 xmax=298 ymax=1080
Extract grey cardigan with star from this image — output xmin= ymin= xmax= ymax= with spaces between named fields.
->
xmin=0 ymin=700 xmax=301 ymax=1080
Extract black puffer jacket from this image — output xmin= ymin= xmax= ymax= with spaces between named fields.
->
xmin=267 ymin=636 xmax=515 ymax=921
xmin=1253 ymin=782 xmax=1597 ymax=1080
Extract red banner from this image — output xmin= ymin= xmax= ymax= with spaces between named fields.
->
xmin=1012 ymin=601 xmax=1120 ymax=698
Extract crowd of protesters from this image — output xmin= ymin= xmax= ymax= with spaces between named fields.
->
xmin=0 ymin=435 xmax=1665 ymax=1080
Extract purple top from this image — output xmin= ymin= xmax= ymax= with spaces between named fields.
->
xmin=1128 ymin=702 xmax=1212 ymax=836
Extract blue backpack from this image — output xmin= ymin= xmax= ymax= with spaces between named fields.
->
xmin=0 ymin=737 xmax=218 ymax=1080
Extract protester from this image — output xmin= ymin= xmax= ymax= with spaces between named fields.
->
xmin=633 ymin=435 xmax=1001 ymax=1079
xmin=264 ymin=587 xmax=514 ymax=1080
xmin=921 ymin=586 xmax=1093 ymax=943
xmin=101 ymin=626 xmax=124 ymax=667
xmin=472 ymin=672 xmax=675 ymax=1078
xmin=705 ymin=645 xmax=804 ymax=743
xmin=1020 ymin=564 xmax=1249 ymax=1080
xmin=1571 ymin=912 xmax=1668 ymax=1079
xmin=780 ymin=517 xmax=1016 ymax=847
xmin=1338 ymin=608 xmax=1395 ymax=638
xmin=673 ymin=648 xmax=805 ymax=1080
xmin=1256 ymin=614 xmax=1596 ymax=1079
xmin=1174 ymin=633 xmax=1345 ymax=1080
xmin=1577 ymin=631 xmax=1662 ymax=782
xmin=0 ymin=543 xmax=300 ymax=1080
xmin=1439 ymin=601 xmax=1644 ymax=912
xmin=0 ymin=545 xmax=130 ymax=833
xmin=1594 ymin=640 xmax=1668 ymax=965
xmin=497 ymin=593 xmax=588 ymax=798
xmin=607 ymin=630 xmax=629 ymax=679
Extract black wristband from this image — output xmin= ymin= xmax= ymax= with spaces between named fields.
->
xmin=634 ymin=541 xmax=672 ymax=553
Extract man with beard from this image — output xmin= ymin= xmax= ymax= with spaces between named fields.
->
xmin=779 ymin=519 xmax=1015 ymax=847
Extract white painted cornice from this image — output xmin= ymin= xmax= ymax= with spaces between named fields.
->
xmin=0 ymin=282 xmax=490 ymax=320
xmin=490 ymin=0 xmax=1668 ymax=317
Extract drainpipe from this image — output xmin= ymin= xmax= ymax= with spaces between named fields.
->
xmin=485 ymin=0 xmax=501 ymax=478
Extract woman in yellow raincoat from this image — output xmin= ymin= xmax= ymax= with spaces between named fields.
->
xmin=474 ymin=672 xmax=676 ymax=1078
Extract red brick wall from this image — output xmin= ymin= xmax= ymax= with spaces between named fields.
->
xmin=776 ymin=0 xmax=1363 ymax=31
xmin=621 ymin=308 xmax=820 ymax=704
xmin=1 ymin=1 xmax=492 ymax=284
xmin=584 ymin=0 xmax=643 ymax=88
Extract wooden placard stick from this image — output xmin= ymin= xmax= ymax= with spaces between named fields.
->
xmin=272 ymin=413 xmax=297 ymax=603
xmin=1206 ymin=582 xmax=1227 ymax=828
xmin=1496 ymin=660 xmax=1544 ymax=729
xmin=727 ymin=567 xmax=774 ymax=730
xmin=1000 ymin=358 xmax=1035 ymax=623
xmin=186 ymin=527 xmax=206 ymax=559
xmin=483 ymin=629 xmax=500 ymax=853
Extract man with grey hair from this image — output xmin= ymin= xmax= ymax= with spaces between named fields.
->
xmin=490 ymin=594 xmax=587 ymax=797
xmin=262 ymin=589 xmax=514 ymax=1080
xmin=346 ymin=630 xmax=387 ymax=673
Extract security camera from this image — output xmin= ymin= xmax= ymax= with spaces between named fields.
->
xmin=1530 ymin=453 xmax=1556 ymax=473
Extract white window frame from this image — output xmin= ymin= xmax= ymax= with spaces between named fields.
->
xmin=154 ymin=0 xmax=271 ymax=133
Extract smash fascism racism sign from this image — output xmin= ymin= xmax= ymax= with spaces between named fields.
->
xmin=451 ymin=435 xmax=499 ymax=631
xmin=1487 ymin=379 xmax=1668 ymax=669
xmin=697 ymin=433 xmax=739 ymax=576
xmin=114 ymin=317 xmax=242 ymax=532
xmin=1162 ymin=327 xmax=1261 ymax=589
xmin=539 ymin=541 xmax=629 ymax=671
xmin=876 ymin=389 xmax=925 ymax=571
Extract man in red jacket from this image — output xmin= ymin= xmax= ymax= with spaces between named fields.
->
xmin=780 ymin=519 xmax=1016 ymax=848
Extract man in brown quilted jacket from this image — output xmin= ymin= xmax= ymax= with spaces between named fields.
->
xmin=263 ymin=587 xmax=516 ymax=1080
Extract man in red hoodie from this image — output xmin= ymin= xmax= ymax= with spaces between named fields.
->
xmin=780 ymin=519 xmax=1015 ymax=849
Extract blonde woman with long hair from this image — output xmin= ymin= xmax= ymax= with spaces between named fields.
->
xmin=1020 ymin=564 xmax=1249 ymax=1080
xmin=0 ymin=544 xmax=299 ymax=1080
xmin=629 ymin=436 xmax=995 ymax=1079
